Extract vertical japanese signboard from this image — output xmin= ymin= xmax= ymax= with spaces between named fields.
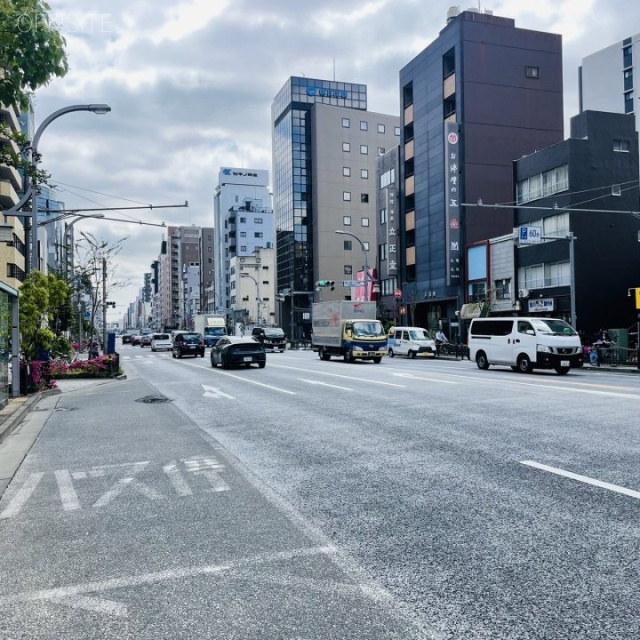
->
xmin=386 ymin=185 xmax=398 ymax=277
xmin=444 ymin=122 xmax=462 ymax=286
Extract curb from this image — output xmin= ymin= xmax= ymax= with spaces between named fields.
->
xmin=0 ymin=393 xmax=47 ymax=446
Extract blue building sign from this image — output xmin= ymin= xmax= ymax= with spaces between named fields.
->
xmin=306 ymin=86 xmax=348 ymax=99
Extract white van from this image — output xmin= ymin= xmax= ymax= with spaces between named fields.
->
xmin=387 ymin=326 xmax=436 ymax=359
xmin=468 ymin=317 xmax=582 ymax=375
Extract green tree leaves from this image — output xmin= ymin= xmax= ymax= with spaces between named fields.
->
xmin=0 ymin=0 xmax=69 ymax=110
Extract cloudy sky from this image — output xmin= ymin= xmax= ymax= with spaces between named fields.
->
xmin=33 ymin=0 xmax=638 ymax=324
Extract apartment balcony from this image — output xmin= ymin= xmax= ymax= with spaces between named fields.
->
xmin=0 ymin=163 xmax=22 ymax=191
xmin=0 ymin=178 xmax=18 ymax=209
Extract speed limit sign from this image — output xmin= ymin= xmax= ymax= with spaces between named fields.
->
xmin=394 ymin=289 xmax=402 ymax=299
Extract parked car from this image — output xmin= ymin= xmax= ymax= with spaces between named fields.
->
xmin=210 ymin=336 xmax=266 ymax=369
xmin=172 ymin=332 xmax=205 ymax=358
xmin=151 ymin=333 xmax=173 ymax=352
xmin=251 ymin=326 xmax=287 ymax=352
xmin=140 ymin=334 xmax=152 ymax=347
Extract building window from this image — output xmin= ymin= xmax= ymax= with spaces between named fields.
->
xmin=344 ymin=265 xmax=353 ymax=275
xmin=525 ymin=65 xmax=540 ymax=79
xmin=380 ymin=208 xmax=387 ymax=224
xmin=254 ymin=217 xmax=263 ymax=223
xmin=254 ymin=232 xmax=263 ymax=238
xmin=363 ymin=241 xmax=369 ymax=251
xmin=361 ymin=217 xmax=370 ymax=227
xmin=380 ymin=168 xmax=395 ymax=188
xmin=360 ymin=144 xmax=368 ymax=155
xmin=361 ymin=169 xmax=369 ymax=179
xmin=343 ymin=240 xmax=352 ymax=250
xmin=240 ymin=246 xmax=247 ymax=252
xmin=378 ymin=147 xmax=385 ymax=156
xmin=343 ymin=216 xmax=352 ymax=226
xmin=239 ymin=217 xmax=246 ymax=223
xmin=342 ymin=142 xmax=351 ymax=152
xmin=495 ymin=279 xmax=511 ymax=300
xmin=360 ymin=120 xmax=368 ymax=131
xmin=624 ymin=92 xmax=634 ymax=114
xmin=614 ymin=139 xmax=631 ymax=152
xmin=361 ymin=193 xmax=369 ymax=203
xmin=342 ymin=117 xmax=350 ymax=128
xmin=377 ymin=123 xmax=385 ymax=133
xmin=394 ymin=126 xmax=401 ymax=136
xmin=343 ymin=191 xmax=352 ymax=201
xmin=343 ymin=166 xmax=351 ymax=177
xmin=516 ymin=165 xmax=569 ymax=204
xmin=624 ymin=68 xmax=634 ymax=92
xmin=379 ymin=243 xmax=387 ymax=261
xmin=240 ymin=231 xmax=247 ymax=237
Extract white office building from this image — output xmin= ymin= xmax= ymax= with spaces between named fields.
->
xmin=213 ymin=168 xmax=273 ymax=317
xmin=579 ymin=33 xmax=639 ymax=129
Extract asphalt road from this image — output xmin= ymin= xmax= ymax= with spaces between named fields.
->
xmin=1 ymin=343 xmax=639 ymax=639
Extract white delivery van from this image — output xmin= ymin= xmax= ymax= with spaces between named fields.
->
xmin=468 ymin=317 xmax=582 ymax=375
xmin=387 ymin=326 xmax=436 ymax=359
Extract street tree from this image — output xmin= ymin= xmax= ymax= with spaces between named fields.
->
xmin=0 ymin=0 xmax=68 ymax=110
xmin=19 ymin=270 xmax=71 ymax=360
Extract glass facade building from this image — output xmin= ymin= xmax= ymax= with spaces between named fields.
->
xmin=272 ymin=77 xmax=367 ymax=337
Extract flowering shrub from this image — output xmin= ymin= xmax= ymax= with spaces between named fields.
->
xmin=49 ymin=354 xmax=121 ymax=378
xmin=24 ymin=360 xmax=58 ymax=391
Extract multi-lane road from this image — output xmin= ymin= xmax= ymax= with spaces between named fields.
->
xmin=1 ymin=343 xmax=639 ymax=638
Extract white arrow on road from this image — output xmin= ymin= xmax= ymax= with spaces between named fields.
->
xmin=300 ymin=379 xmax=353 ymax=391
xmin=202 ymin=384 xmax=235 ymax=399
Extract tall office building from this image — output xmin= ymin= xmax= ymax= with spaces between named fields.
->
xmin=580 ymin=34 xmax=640 ymax=129
xmin=213 ymin=168 xmax=273 ymax=316
xmin=272 ymin=76 xmax=399 ymax=339
xmin=399 ymin=8 xmax=564 ymax=335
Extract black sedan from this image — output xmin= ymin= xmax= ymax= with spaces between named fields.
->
xmin=210 ymin=336 xmax=266 ymax=369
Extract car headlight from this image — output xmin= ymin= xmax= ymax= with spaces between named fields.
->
xmin=537 ymin=344 xmax=552 ymax=353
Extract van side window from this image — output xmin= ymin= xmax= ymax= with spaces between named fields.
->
xmin=517 ymin=321 xmax=534 ymax=335
xmin=470 ymin=320 xmax=513 ymax=336
xmin=394 ymin=330 xmax=401 ymax=340
xmin=402 ymin=331 xmax=409 ymax=341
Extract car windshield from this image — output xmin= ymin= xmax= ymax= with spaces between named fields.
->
xmin=409 ymin=330 xmax=430 ymax=341
xmin=352 ymin=321 xmax=385 ymax=337
xmin=530 ymin=319 xmax=577 ymax=336
xmin=264 ymin=329 xmax=285 ymax=337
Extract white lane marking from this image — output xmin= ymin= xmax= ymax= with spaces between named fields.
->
xmin=201 ymin=384 xmax=235 ymax=399
xmin=300 ymin=379 xmax=353 ymax=391
xmin=0 ymin=473 xmax=44 ymax=519
xmin=0 ymin=547 xmax=332 ymax=616
xmin=521 ymin=460 xmax=640 ymax=500
xmin=48 ymin=594 xmax=128 ymax=617
xmin=269 ymin=364 xmax=406 ymax=388
xmin=391 ymin=372 xmax=457 ymax=384
xmin=93 ymin=462 xmax=165 ymax=508
xmin=54 ymin=470 xmax=81 ymax=511
xmin=181 ymin=361 xmax=297 ymax=395
xmin=162 ymin=462 xmax=193 ymax=496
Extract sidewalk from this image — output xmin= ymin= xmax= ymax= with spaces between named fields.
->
xmin=0 ymin=379 xmax=121 ymax=497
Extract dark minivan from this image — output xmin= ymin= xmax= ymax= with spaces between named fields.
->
xmin=172 ymin=332 xmax=205 ymax=358
xmin=251 ymin=327 xmax=287 ymax=352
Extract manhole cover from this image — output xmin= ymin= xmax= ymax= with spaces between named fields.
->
xmin=135 ymin=395 xmax=173 ymax=404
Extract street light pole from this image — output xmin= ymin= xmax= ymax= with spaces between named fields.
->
xmin=63 ymin=214 xmax=105 ymax=278
xmin=542 ymin=232 xmax=577 ymax=328
xmin=26 ymin=104 xmax=111 ymax=273
xmin=335 ymin=229 xmax=369 ymax=301
xmin=240 ymin=273 xmax=262 ymax=325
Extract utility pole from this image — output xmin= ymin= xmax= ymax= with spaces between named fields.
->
xmin=102 ymin=257 xmax=107 ymax=353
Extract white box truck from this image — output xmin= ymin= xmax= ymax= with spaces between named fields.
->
xmin=311 ymin=301 xmax=387 ymax=363
xmin=193 ymin=314 xmax=227 ymax=347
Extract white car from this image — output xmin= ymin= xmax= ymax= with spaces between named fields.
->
xmin=151 ymin=333 xmax=173 ymax=352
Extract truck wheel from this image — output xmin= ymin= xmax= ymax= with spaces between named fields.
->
xmin=476 ymin=351 xmax=490 ymax=370
xmin=517 ymin=354 xmax=533 ymax=373
xmin=373 ymin=357 xmax=382 ymax=364
xmin=408 ymin=350 xmax=416 ymax=359
xmin=319 ymin=347 xmax=331 ymax=361
xmin=388 ymin=348 xmax=394 ymax=357
xmin=344 ymin=350 xmax=353 ymax=363
xmin=555 ymin=366 xmax=570 ymax=375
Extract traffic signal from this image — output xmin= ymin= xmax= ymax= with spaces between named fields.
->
xmin=316 ymin=280 xmax=335 ymax=290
